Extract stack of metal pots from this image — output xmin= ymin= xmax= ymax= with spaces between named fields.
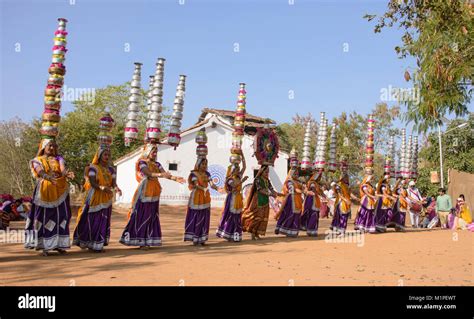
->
xmin=328 ymin=123 xmax=337 ymax=172
xmin=124 ymin=62 xmax=143 ymax=144
xmin=313 ymin=112 xmax=328 ymax=170
xmin=300 ymin=121 xmax=312 ymax=171
xmin=167 ymin=75 xmax=187 ymax=147
xmin=41 ymin=18 xmax=69 ymax=140
xmin=364 ymin=114 xmax=375 ymax=176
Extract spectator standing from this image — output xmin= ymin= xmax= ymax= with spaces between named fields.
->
xmin=436 ymin=188 xmax=452 ymax=229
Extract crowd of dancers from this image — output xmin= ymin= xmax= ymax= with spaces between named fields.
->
xmin=21 ymin=18 xmax=472 ymax=257
xmin=24 ymin=125 xmax=452 ymax=256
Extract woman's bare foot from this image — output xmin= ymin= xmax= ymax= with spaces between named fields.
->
xmin=41 ymin=250 xmax=49 ymax=257
xmin=56 ymin=248 xmax=67 ymax=254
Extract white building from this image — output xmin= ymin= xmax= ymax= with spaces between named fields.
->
xmin=114 ymin=108 xmax=290 ymax=207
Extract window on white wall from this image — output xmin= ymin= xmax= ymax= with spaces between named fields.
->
xmin=168 ymin=163 xmax=178 ymax=171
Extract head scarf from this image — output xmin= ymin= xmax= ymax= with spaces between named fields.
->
xmin=37 ymin=138 xmax=55 ymax=157
xmin=254 ymin=165 xmax=268 ymax=180
xmin=361 ymin=174 xmax=373 ymax=186
xmin=339 ymin=172 xmax=349 ymax=186
xmin=226 ymin=163 xmax=240 ymax=179
xmin=312 ymin=170 xmax=323 ymax=183
xmin=141 ymin=143 xmax=157 ymax=160
xmin=91 ymin=147 xmax=109 ymax=165
xmin=194 ymin=157 xmax=207 ymax=171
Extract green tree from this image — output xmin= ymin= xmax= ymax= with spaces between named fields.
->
xmin=365 ymin=0 xmax=473 ymax=132
xmin=0 ymin=118 xmax=38 ymax=196
xmin=275 ymin=113 xmax=317 ymax=154
xmin=57 ymin=82 xmax=171 ymax=188
xmin=276 ymin=103 xmax=401 ymax=188
xmin=416 ymin=114 xmax=473 ymax=195
xmin=0 ymin=83 xmax=173 ymax=196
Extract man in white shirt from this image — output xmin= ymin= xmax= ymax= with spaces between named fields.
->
xmin=406 ymin=180 xmax=424 ymax=228
xmin=324 ymin=182 xmax=337 ymax=217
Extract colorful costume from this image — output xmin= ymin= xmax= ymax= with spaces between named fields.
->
xmin=354 ymin=177 xmax=376 ymax=233
xmin=452 ymin=200 xmax=474 ymax=231
xmin=216 ymin=165 xmax=244 ymax=241
xmin=73 ymin=154 xmax=115 ymax=250
xmin=241 ymin=168 xmax=275 ymax=237
xmin=184 ymin=129 xmax=213 ymax=245
xmin=374 ymin=179 xmax=393 ymax=233
xmin=330 ymin=164 xmax=351 ymax=234
xmin=300 ymin=172 xmax=322 ymax=236
xmin=25 ymin=142 xmax=72 ymax=251
xmin=275 ymin=170 xmax=303 ymax=237
xmin=121 ymin=59 xmax=186 ymax=247
xmin=25 ymin=18 xmax=71 ymax=253
xmin=216 ymin=83 xmax=247 ymax=242
xmin=73 ymin=114 xmax=116 ymax=251
xmin=120 ymin=145 xmax=164 ymax=247
xmin=386 ymin=182 xmax=407 ymax=231
xmin=184 ymin=166 xmax=212 ymax=244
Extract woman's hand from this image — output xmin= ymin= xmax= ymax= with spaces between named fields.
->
xmin=100 ymin=186 xmax=113 ymax=194
xmin=174 ymin=176 xmax=186 ymax=184
xmin=242 ymin=176 xmax=249 ymax=183
xmin=43 ymin=174 xmax=57 ymax=185
xmin=306 ymin=191 xmax=315 ymax=196
xmin=115 ymin=186 xmax=123 ymax=197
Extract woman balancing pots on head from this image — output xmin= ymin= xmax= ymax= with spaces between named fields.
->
xmin=275 ymin=148 xmax=304 ymax=238
xmin=354 ymin=174 xmax=377 ymax=233
xmin=184 ymin=128 xmax=219 ymax=246
xmin=73 ymin=113 xmax=122 ymax=252
xmin=119 ymin=142 xmax=185 ymax=249
xmin=25 ymin=17 xmax=73 ymax=256
xmin=374 ymin=174 xmax=397 ymax=233
xmin=386 ymin=178 xmax=408 ymax=231
xmin=300 ymin=168 xmax=326 ymax=237
xmin=329 ymin=157 xmax=352 ymax=235
xmin=216 ymin=153 xmax=248 ymax=242
xmin=242 ymin=119 xmax=282 ymax=240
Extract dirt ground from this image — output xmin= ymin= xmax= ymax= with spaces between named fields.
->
xmin=0 ymin=205 xmax=472 ymax=286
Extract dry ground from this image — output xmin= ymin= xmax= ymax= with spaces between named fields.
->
xmin=0 ymin=205 xmax=472 ymax=286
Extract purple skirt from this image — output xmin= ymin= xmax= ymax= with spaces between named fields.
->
xmin=301 ymin=196 xmax=319 ymax=236
xmin=275 ymin=196 xmax=301 ymax=237
xmin=184 ymin=207 xmax=211 ymax=244
xmin=300 ymin=209 xmax=309 ymax=231
xmin=73 ymin=196 xmax=112 ymax=251
xmin=330 ymin=203 xmax=349 ymax=233
xmin=447 ymin=213 xmax=456 ymax=229
xmin=119 ymin=198 xmax=162 ymax=247
xmin=374 ymin=200 xmax=389 ymax=233
xmin=354 ymin=205 xmax=376 ymax=233
xmin=216 ymin=194 xmax=243 ymax=242
xmin=24 ymin=190 xmax=72 ymax=251
xmin=385 ymin=200 xmax=405 ymax=231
